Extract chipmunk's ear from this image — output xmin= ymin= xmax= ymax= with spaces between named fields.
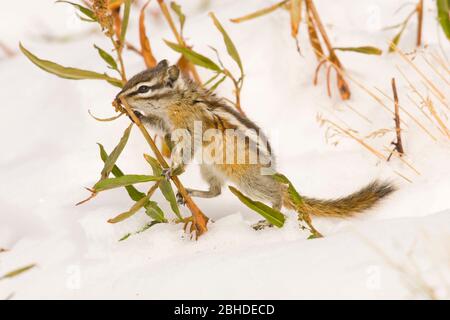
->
xmin=167 ymin=65 xmax=180 ymax=84
xmin=156 ymin=59 xmax=169 ymax=69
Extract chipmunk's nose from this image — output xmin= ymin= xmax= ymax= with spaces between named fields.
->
xmin=115 ymin=89 xmax=124 ymax=102
xmin=113 ymin=89 xmax=126 ymax=110
xmin=114 ymin=88 xmax=128 ymax=106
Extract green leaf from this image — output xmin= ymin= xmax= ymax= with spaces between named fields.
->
xmin=56 ymin=1 xmax=96 ymax=21
xmin=203 ymin=73 xmax=221 ymax=87
xmin=170 ymin=2 xmax=186 ymax=35
xmin=94 ymin=44 xmax=118 ymax=70
xmin=118 ymin=221 xmax=161 ymax=241
xmin=209 ymin=75 xmax=227 ymax=91
xmin=209 ymin=12 xmax=243 ymax=75
xmin=145 ymin=201 xmax=167 ymax=223
xmin=333 ymin=46 xmax=382 ymax=55
xmin=273 ymin=173 xmax=303 ymax=207
xmin=93 ymin=175 xmax=162 ymax=192
xmin=120 ymin=0 xmax=132 ymax=45
xmin=389 ymin=31 xmax=402 ymax=52
xmin=19 ymin=43 xmax=123 ymax=87
xmin=76 ymin=14 xmax=97 ymax=23
xmin=143 ymin=154 xmax=182 ymax=219
xmin=100 ymin=123 xmax=132 ymax=180
xmin=98 ymin=143 xmax=146 ymax=201
xmin=119 ymin=233 xmax=131 ymax=241
xmin=437 ymin=0 xmax=450 ymax=40
xmin=164 ymin=40 xmax=222 ymax=72
xmin=143 ymin=154 xmax=163 ymax=175
xmin=230 ymin=0 xmax=289 ymax=23
xmin=108 ymin=193 xmax=151 ymax=223
xmin=107 ymin=79 xmax=124 ymax=88
xmin=158 ymin=180 xmax=181 ymax=219
xmin=0 ymin=264 xmax=36 ymax=281
xmin=229 ymin=186 xmax=285 ymax=227
xmin=388 ymin=22 xmax=408 ymax=52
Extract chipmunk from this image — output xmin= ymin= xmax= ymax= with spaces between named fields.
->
xmin=115 ymin=60 xmax=395 ymax=217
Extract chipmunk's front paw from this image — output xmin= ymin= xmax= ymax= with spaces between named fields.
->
xmin=161 ymin=168 xmax=172 ymax=180
xmin=162 ymin=165 xmax=184 ymax=181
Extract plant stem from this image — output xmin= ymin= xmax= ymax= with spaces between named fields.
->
xmin=305 ymin=4 xmax=324 ymax=61
xmin=305 ymin=0 xmax=351 ymax=99
xmin=390 ymin=78 xmax=404 ymax=159
xmin=223 ymin=69 xmax=244 ymax=115
xmin=305 ymin=0 xmax=333 ymax=55
xmin=108 ymin=1 xmax=207 ymax=236
xmin=110 ymin=37 xmax=127 ymax=83
xmin=119 ymin=97 xmax=209 ymax=237
xmin=322 ymin=118 xmax=387 ymax=160
xmin=297 ymin=208 xmax=323 ymax=238
xmin=416 ymin=0 xmax=424 ymax=47
xmin=157 ymin=0 xmax=201 ymax=84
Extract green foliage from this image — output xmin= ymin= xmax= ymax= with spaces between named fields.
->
xmin=20 ymin=0 xmax=189 ymax=234
xmin=120 ymin=0 xmax=132 ymax=45
xmin=165 ymin=12 xmax=244 ymax=101
xmin=229 ymin=186 xmax=285 ymax=227
xmin=108 ymin=193 xmax=152 ymax=223
xmin=0 ymin=264 xmax=36 ymax=281
xmin=94 ymin=44 xmax=118 ymax=70
xmin=333 ymin=46 xmax=382 ymax=55
xmin=100 ymin=124 xmax=133 ymax=180
xmin=19 ymin=43 xmax=123 ymax=87
xmin=119 ymin=221 xmax=161 ymax=241
xmin=386 ymin=9 xmax=416 ymax=53
xmin=93 ymin=175 xmax=162 ymax=192
xmin=209 ymin=12 xmax=244 ymax=75
xmin=98 ymin=143 xmax=146 ymax=201
xmin=144 ymin=154 xmax=182 ymax=220
xmin=164 ymin=40 xmax=221 ymax=72
xmin=209 ymin=75 xmax=227 ymax=91
xmin=145 ymin=201 xmax=168 ymax=223
xmin=437 ymin=0 xmax=450 ymax=39
xmin=389 ymin=23 xmax=408 ymax=52
xmin=273 ymin=173 xmax=303 ymax=207
xmin=170 ymin=1 xmax=186 ymax=36
xmin=56 ymin=1 xmax=96 ymax=21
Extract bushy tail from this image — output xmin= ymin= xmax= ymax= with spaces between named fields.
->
xmin=284 ymin=180 xmax=396 ymax=217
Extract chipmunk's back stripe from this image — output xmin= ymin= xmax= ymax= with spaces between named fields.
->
xmin=208 ymin=102 xmax=273 ymax=161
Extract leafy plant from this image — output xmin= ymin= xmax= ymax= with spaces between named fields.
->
xmin=20 ymin=0 xmax=324 ymax=239
xmin=231 ymin=0 xmax=382 ymax=100
xmin=21 ymin=0 xmax=209 ymax=237
xmin=229 ymin=186 xmax=285 ymax=227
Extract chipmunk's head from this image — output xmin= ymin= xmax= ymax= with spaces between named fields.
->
xmin=115 ymin=60 xmax=182 ymax=116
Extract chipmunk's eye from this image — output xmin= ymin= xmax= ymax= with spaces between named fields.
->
xmin=137 ymin=85 xmax=150 ymax=93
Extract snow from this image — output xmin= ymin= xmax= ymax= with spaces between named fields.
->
xmin=0 ymin=0 xmax=449 ymax=299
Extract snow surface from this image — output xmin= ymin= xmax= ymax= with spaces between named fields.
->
xmin=0 ymin=0 xmax=449 ymax=299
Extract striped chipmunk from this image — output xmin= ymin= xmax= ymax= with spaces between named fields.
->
xmin=114 ymin=60 xmax=395 ymax=218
